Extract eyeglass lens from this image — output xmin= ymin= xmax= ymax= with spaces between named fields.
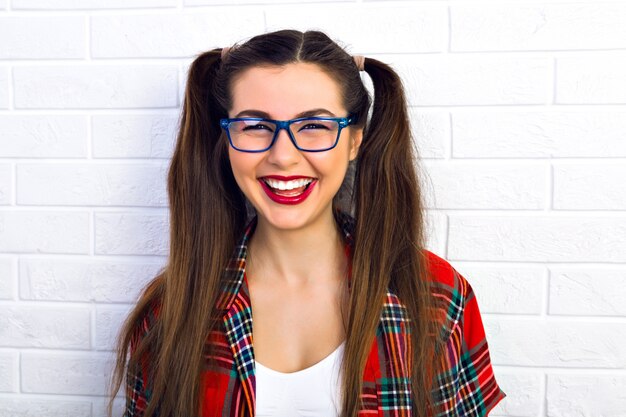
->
xmin=227 ymin=118 xmax=340 ymax=151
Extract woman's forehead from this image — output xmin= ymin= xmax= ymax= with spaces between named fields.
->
xmin=229 ymin=63 xmax=346 ymax=119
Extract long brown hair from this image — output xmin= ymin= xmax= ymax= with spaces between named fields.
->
xmin=109 ymin=29 xmax=443 ymax=417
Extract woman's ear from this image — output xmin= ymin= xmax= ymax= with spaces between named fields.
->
xmin=349 ymin=128 xmax=363 ymax=161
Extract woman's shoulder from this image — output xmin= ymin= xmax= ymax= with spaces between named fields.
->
xmin=423 ymin=249 xmax=470 ymax=292
xmin=421 ymin=250 xmax=507 ymax=415
xmin=422 ymin=250 xmax=479 ymax=339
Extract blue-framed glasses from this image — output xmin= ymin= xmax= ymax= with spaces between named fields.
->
xmin=219 ymin=115 xmax=356 ymax=153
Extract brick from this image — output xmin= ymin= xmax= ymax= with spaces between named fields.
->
xmin=489 ymin=372 xmax=542 ymax=417
xmin=0 ymin=116 xmax=87 ymax=158
xmin=21 ymin=351 xmax=114 ymax=395
xmin=92 ymin=12 xmax=264 ymax=58
xmin=452 ymin=4 xmax=626 ymax=51
xmin=557 ymin=56 xmax=626 ymax=104
xmin=0 ymin=67 xmax=8 ymax=109
xmin=553 ymin=163 xmax=626 ymax=210
xmin=0 ymin=163 xmax=11 ymax=204
xmin=0 ymin=256 xmax=16 ymax=300
xmin=448 ymin=216 xmax=626 ymax=262
xmin=452 ymin=111 xmax=626 ymax=158
xmin=266 ymin=5 xmax=446 ymax=53
xmin=0 ymin=351 xmax=18 ymax=392
xmin=422 ymin=162 xmax=547 ymax=209
xmin=0 ymin=16 xmax=85 ymax=59
xmin=485 ymin=318 xmax=626 ymax=368
xmin=95 ymin=306 xmax=131 ymax=350
xmin=0 ymin=211 xmax=89 ymax=254
xmin=547 ymin=374 xmax=626 ymax=417
xmin=0 ymin=306 xmax=90 ymax=348
xmin=13 ymin=0 xmax=175 ymax=8
xmin=95 ymin=212 xmax=169 ymax=255
xmin=20 ymin=257 xmax=163 ymax=302
xmin=453 ymin=264 xmax=544 ymax=314
xmin=549 ymin=267 xmax=626 ymax=316
xmin=17 ymin=163 xmax=168 ymax=207
xmin=13 ymin=66 xmax=178 ymax=109
xmin=0 ymin=398 xmax=91 ymax=417
xmin=391 ymin=55 xmax=551 ymax=106
xmin=92 ymin=114 xmax=177 ymax=158
xmin=409 ymin=109 xmax=448 ymax=159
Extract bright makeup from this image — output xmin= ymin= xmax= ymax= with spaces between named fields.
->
xmin=258 ymin=175 xmax=318 ymax=205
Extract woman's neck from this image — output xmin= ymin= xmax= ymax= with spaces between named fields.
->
xmin=246 ymin=212 xmax=347 ymax=288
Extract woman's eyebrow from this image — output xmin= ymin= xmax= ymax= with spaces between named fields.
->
xmin=233 ymin=108 xmax=337 ymax=118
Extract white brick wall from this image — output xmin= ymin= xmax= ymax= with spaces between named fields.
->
xmin=0 ymin=68 xmax=8 ymax=109
xmin=0 ymin=16 xmax=86 ymax=59
xmin=547 ymin=375 xmax=626 ymax=417
xmin=91 ymin=114 xmax=177 ymax=158
xmin=91 ymin=12 xmax=265 ymax=58
xmin=13 ymin=66 xmax=179 ymax=109
xmin=452 ymin=110 xmax=626 ymax=158
xmin=17 ymin=163 xmax=169 ymax=206
xmin=557 ymin=56 xmax=626 ymax=104
xmin=1 ymin=1 xmax=625 ymax=416
xmin=0 ymin=116 xmax=88 ymax=158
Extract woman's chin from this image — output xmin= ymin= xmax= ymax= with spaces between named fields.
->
xmin=255 ymin=205 xmax=332 ymax=233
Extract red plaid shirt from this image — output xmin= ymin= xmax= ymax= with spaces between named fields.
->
xmin=125 ymin=212 xmax=505 ymax=416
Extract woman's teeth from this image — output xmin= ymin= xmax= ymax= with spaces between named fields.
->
xmin=259 ymin=177 xmax=317 ymax=202
xmin=263 ymin=178 xmax=313 ymax=191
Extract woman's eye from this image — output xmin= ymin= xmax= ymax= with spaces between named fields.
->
xmin=242 ymin=123 xmax=273 ymax=131
xmin=301 ymin=123 xmax=329 ymax=130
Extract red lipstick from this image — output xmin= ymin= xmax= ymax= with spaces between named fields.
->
xmin=258 ymin=175 xmax=317 ymax=205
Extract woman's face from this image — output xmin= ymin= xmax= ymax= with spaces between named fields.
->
xmin=227 ymin=62 xmax=362 ymax=232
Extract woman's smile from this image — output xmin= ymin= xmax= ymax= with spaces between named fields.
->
xmin=258 ymin=175 xmax=318 ymax=205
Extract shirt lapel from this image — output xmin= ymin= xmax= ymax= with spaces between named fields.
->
xmin=376 ymin=291 xmax=413 ymax=416
xmin=218 ymin=218 xmax=257 ymax=416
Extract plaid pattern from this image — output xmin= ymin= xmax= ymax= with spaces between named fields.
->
xmin=125 ymin=211 xmax=505 ymax=416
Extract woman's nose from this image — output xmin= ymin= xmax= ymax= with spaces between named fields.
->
xmin=266 ymin=128 xmax=301 ymax=167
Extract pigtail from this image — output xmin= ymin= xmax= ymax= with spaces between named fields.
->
xmin=109 ymin=49 xmax=247 ymax=417
xmin=349 ymin=57 xmax=440 ymax=417
xmin=356 ymin=57 xmax=417 ymax=261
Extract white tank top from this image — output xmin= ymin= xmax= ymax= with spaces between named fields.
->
xmin=254 ymin=341 xmax=345 ymax=417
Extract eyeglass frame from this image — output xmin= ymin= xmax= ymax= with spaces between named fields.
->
xmin=219 ymin=115 xmax=356 ymax=153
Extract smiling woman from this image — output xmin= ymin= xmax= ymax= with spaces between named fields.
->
xmin=108 ymin=29 xmax=505 ymax=417
xmin=226 ymin=63 xmax=361 ymax=231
